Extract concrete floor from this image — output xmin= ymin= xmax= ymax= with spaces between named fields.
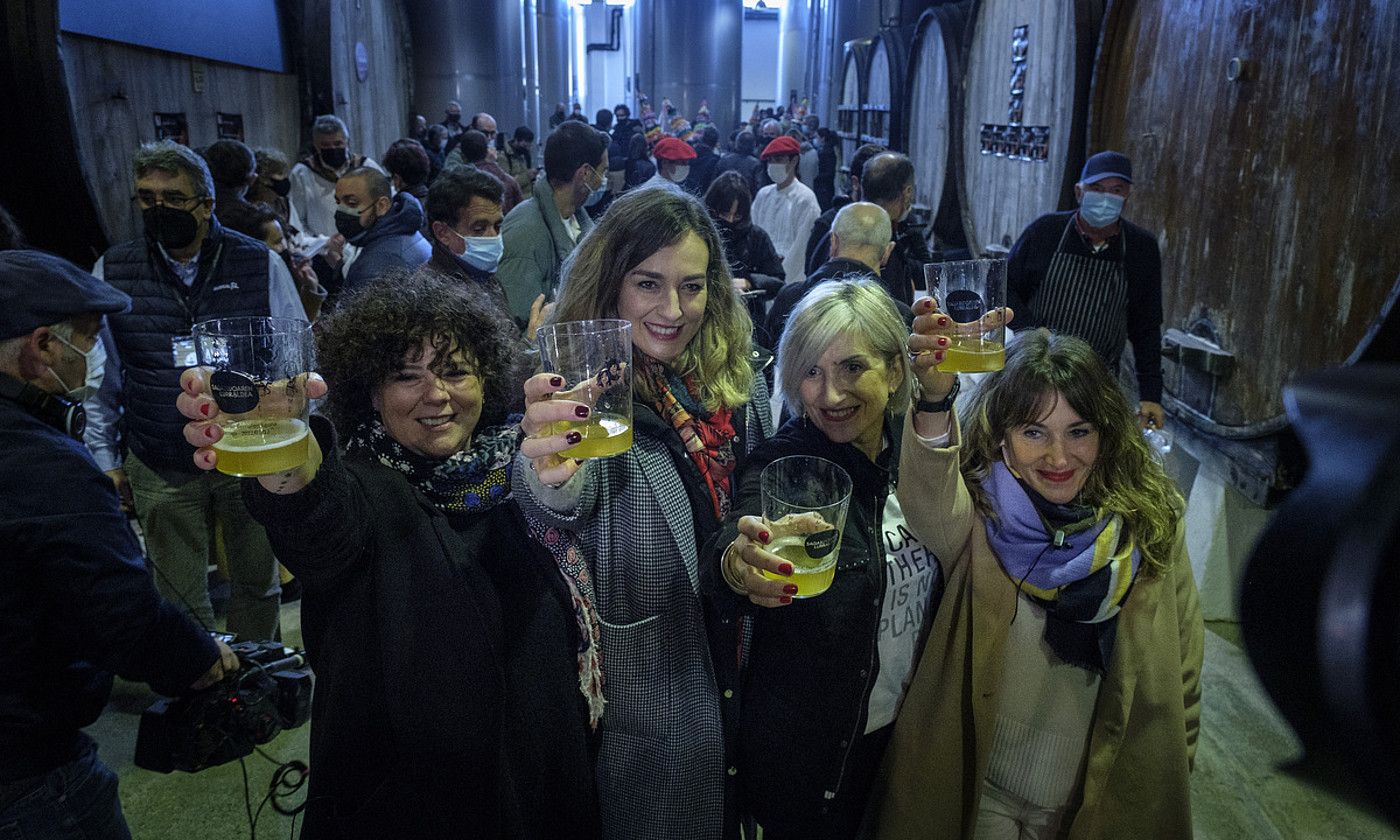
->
xmin=86 ymin=603 xmax=1400 ymax=839
xmin=87 ymin=601 xmax=308 ymax=840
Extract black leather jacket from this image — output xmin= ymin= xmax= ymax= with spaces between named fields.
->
xmin=708 ymin=412 xmax=909 ymax=829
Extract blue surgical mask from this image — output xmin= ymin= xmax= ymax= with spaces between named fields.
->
xmin=50 ymin=325 xmax=106 ymax=402
xmin=583 ymin=179 xmax=607 ymax=207
xmin=447 ymin=228 xmax=504 ymax=273
xmin=1079 ymin=190 xmax=1125 ymax=228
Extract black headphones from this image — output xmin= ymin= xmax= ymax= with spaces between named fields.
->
xmin=0 ymin=372 xmax=86 ymax=440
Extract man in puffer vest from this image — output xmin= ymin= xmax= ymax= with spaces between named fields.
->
xmin=87 ymin=140 xmax=303 ymax=640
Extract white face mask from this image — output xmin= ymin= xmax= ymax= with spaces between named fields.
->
xmin=49 ymin=325 xmax=106 ymax=402
xmin=668 ymin=165 xmax=690 ymax=184
xmin=767 ymin=162 xmax=790 ymax=185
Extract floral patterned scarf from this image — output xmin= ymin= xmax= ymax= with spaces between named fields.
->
xmin=344 ymin=417 xmax=522 ymax=513
xmin=635 ymin=353 xmax=738 ymax=520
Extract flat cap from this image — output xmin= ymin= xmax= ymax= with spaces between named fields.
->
xmin=653 ymin=136 xmax=697 ymax=161
xmin=0 ymin=251 xmax=131 ymax=340
xmin=760 ymin=135 xmax=802 ymax=160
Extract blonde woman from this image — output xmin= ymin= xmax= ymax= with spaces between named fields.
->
xmin=516 ymin=186 xmax=774 ymax=840
xmin=715 ymin=279 xmax=947 ymax=840
xmin=870 ymin=313 xmax=1203 ymax=839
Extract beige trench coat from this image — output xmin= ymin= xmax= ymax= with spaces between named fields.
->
xmin=868 ymin=415 xmax=1204 ymax=839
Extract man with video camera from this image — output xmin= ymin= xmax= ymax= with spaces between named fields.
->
xmin=0 ymin=251 xmax=237 ymax=839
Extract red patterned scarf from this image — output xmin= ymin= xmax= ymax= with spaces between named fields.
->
xmin=636 ymin=354 xmax=738 ymax=520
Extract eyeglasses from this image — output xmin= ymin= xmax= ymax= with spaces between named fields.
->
xmin=133 ymin=190 xmax=204 ymax=210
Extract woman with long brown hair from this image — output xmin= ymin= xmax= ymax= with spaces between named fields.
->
xmin=870 ymin=312 xmax=1203 ymax=839
xmin=516 ymin=186 xmax=774 ymax=839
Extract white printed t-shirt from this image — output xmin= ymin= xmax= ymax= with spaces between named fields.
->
xmin=865 ymin=491 xmax=943 ymax=733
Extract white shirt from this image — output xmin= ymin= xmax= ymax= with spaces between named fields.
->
xmin=750 ymin=178 xmax=821 ymax=285
xmin=865 ymin=491 xmax=942 ymax=733
xmin=288 ymin=156 xmax=386 ymax=238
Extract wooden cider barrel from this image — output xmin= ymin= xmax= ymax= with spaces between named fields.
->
xmin=1090 ymin=0 xmax=1400 ymax=430
xmin=905 ymin=2 xmax=972 ymax=250
xmin=836 ymin=38 xmax=873 ymax=177
xmin=959 ymin=0 xmax=1104 ymax=256
xmin=860 ymin=25 xmax=914 ymax=151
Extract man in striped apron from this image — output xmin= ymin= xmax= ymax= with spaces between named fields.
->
xmin=1005 ymin=151 xmax=1166 ymax=429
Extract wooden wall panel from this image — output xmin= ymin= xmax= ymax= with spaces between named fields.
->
xmin=61 ymin=33 xmax=300 ymax=247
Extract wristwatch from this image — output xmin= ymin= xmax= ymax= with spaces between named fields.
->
xmin=914 ymin=377 xmax=960 ymax=414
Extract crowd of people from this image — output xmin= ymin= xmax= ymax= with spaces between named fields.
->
xmin=0 ymin=85 xmax=1195 ymax=840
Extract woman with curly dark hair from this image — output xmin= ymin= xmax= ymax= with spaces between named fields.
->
xmin=176 ymin=268 xmax=599 ymax=839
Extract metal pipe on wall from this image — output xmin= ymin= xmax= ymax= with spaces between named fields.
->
xmin=633 ymin=0 xmax=742 ymax=134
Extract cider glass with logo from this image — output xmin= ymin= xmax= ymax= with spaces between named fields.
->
xmin=536 ymin=319 xmax=634 ymax=459
xmin=193 ymin=316 xmax=315 ymax=477
xmin=758 ymin=456 xmax=854 ymax=598
xmin=923 ymin=259 xmax=1008 ymax=372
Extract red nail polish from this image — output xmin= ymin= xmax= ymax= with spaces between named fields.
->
xmin=935 ymin=351 xmax=945 ymax=362
xmin=937 ymin=316 xmax=949 ymax=327
xmin=200 ymin=402 xmax=211 ymax=417
xmin=938 ymin=337 xmax=949 ymax=347
xmin=758 ymin=530 xmax=771 ymax=543
xmin=575 ymin=405 xmax=590 ymax=418
xmin=205 ymin=426 xmax=216 ymax=440
xmin=566 ymin=431 xmax=582 ymax=445
xmin=778 ymin=562 xmax=794 ymax=576
xmin=779 ymin=595 xmax=792 ymax=605
xmin=550 ymin=376 xmax=563 ymax=387
xmin=783 ymin=584 xmax=798 ymax=595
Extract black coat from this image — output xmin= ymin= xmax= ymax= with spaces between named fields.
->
xmin=715 ymin=220 xmax=785 ymax=348
xmin=808 ymin=219 xmax=933 ymax=307
xmin=707 ymin=414 xmax=913 ymax=835
xmin=0 ymin=395 xmax=218 ymax=782
xmin=243 ymin=418 xmax=598 ymax=839
xmin=714 ymin=153 xmax=762 ymax=196
xmin=764 ymin=258 xmax=893 ymax=353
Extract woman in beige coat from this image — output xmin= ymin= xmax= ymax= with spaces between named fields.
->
xmin=868 ymin=310 xmax=1204 ymax=840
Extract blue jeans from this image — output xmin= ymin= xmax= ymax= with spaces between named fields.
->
xmin=0 ymin=737 xmax=132 ymax=840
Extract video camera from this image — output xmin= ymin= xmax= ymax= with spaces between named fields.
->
xmin=134 ymin=639 xmax=313 ymax=774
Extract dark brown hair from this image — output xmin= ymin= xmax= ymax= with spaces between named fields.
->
xmin=316 ymin=267 xmax=520 ymax=439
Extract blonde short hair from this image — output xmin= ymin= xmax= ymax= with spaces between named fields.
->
xmin=778 ymin=279 xmax=912 ymax=418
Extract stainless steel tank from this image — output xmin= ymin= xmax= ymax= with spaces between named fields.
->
xmin=633 ymin=0 xmax=743 ymax=134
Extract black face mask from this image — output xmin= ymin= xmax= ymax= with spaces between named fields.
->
xmin=142 ymin=205 xmax=201 ymax=250
xmin=445 ymin=113 xmax=460 ymax=124
xmin=270 ymin=177 xmax=291 ymax=197
xmin=714 ymin=217 xmax=748 ymax=238
xmin=334 ymin=208 xmax=368 ymax=240
xmin=318 ymin=147 xmax=349 ymax=169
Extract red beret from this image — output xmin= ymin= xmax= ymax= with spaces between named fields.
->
xmin=760 ymin=135 xmax=802 ymax=159
xmin=653 ymin=136 xmax=697 ymax=161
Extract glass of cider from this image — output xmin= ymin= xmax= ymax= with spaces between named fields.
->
xmin=923 ymin=259 xmax=1008 ymax=373
xmin=758 ymin=456 xmax=854 ymax=598
xmin=193 ymin=316 xmax=315 ymax=477
xmin=536 ymin=319 xmax=634 ymax=459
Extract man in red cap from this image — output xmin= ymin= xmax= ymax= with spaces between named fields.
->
xmin=751 ymin=134 xmax=821 ymax=285
xmin=639 ymin=136 xmax=698 ymax=192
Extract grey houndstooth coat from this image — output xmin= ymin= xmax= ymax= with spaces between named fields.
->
xmin=515 ymin=374 xmax=774 ymax=840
